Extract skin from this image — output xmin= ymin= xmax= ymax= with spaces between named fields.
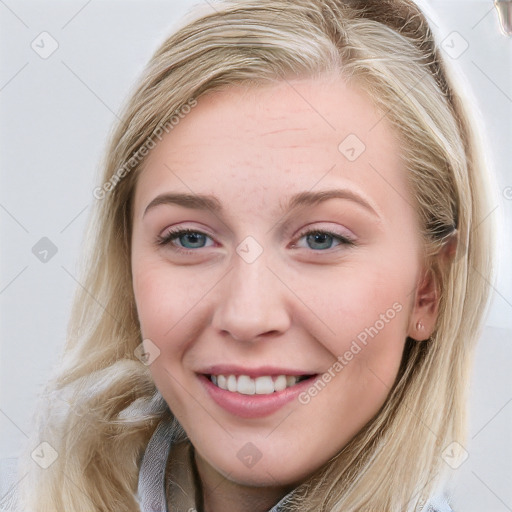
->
xmin=130 ymin=76 xmax=440 ymax=512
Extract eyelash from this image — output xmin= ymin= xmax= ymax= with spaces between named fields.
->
xmin=155 ymin=227 xmax=355 ymax=255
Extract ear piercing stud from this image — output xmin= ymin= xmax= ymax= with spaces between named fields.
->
xmin=416 ymin=320 xmax=424 ymax=331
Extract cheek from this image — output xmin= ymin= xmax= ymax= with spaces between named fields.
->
xmin=132 ymin=264 xmax=173 ymax=338
xmin=131 ymin=262 xmax=192 ymax=387
xmin=299 ymin=274 xmax=408 ymax=439
xmin=297 ymin=264 xmax=410 ymax=348
xmin=132 ymin=256 xmax=203 ymax=341
xmin=296 ymin=259 xmax=413 ymax=396
xmin=131 ymin=255 xmax=221 ymax=399
xmin=131 ymin=260 xmax=199 ymax=415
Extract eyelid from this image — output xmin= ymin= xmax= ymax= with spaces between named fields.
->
xmin=293 ymin=223 xmax=356 ymax=242
xmin=158 ymin=223 xmax=215 ymax=240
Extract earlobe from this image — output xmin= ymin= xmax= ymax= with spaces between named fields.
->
xmin=411 ymin=317 xmax=430 ymax=341
xmin=415 ymin=320 xmax=425 ymax=332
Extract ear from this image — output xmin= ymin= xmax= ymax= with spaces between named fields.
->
xmin=408 ymin=231 xmax=458 ymax=341
xmin=408 ymin=266 xmax=440 ymax=341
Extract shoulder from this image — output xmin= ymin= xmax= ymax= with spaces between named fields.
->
xmin=0 ymin=457 xmax=20 ymax=511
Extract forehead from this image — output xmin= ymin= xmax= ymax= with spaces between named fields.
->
xmin=133 ymin=76 xmax=411 ymax=223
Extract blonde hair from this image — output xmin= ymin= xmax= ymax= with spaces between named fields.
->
xmin=19 ymin=0 xmax=496 ymax=510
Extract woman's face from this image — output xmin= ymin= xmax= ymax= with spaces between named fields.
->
xmin=131 ymin=76 xmax=430 ymax=487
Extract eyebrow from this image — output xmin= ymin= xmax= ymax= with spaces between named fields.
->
xmin=143 ymin=188 xmax=380 ymax=219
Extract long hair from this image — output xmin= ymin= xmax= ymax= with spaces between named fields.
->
xmin=18 ymin=1 xmax=496 ymax=510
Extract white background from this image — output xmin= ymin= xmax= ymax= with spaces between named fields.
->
xmin=0 ymin=1 xmax=511 ymax=510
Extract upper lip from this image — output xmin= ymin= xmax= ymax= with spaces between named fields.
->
xmin=197 ymin=365 xmax=317 ymax=378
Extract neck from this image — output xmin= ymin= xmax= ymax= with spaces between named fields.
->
xmin=193 ymin=450 xmax=294 ymax=512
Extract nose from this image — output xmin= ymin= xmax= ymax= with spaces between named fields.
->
xmin=210 ymin=249 xmax=291 ymax=343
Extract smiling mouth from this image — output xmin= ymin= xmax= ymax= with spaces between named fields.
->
xmin=206 ymin=374 xmax=315 ymax=395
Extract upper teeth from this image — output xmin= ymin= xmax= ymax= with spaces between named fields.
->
xmin=210 ymin=374 xmax=301 ymax=395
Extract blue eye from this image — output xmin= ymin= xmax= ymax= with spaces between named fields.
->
xmin=293 ymin=229 xmax=355 ymax=251
xmin=156 ymin=227 xmax=355 ymax=254
xmin=156 ymin=228 xmax=214 ymax=252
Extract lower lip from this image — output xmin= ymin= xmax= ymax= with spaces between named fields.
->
xmin=198 ymin=374 xmax=318 ymax=419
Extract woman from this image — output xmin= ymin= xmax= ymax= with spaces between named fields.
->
xmin=11 ymin=0 xmax=495 ymax=510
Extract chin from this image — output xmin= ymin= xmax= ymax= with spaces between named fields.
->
xmin=199 ymin=447 xmax=321 ymax=488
